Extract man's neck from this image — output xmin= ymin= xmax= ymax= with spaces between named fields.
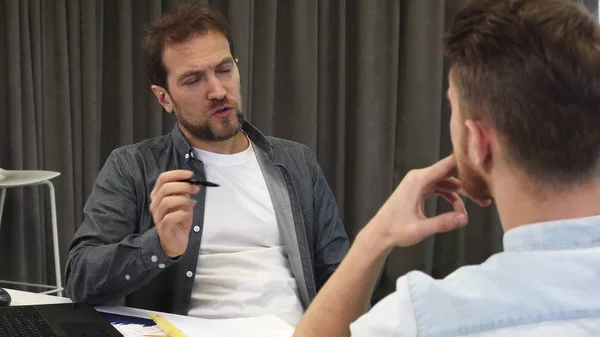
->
xmin=181 ymin=127 xmax=249 ymax=154
xmin=492 ymin=172 xmax=600 ymax=232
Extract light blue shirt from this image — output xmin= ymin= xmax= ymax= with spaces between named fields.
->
xmin=350 ymin=215 xmax=600 ymax=336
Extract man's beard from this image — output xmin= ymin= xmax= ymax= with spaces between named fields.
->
xmin=175 ymin=98 xmax=244 ymax=142
xmin=456 ymin=134 xmax=492 ymax=201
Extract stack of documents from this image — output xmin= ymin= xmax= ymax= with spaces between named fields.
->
xmin=112 ymin=323 xmax=168 ymax=336
xmin=96 ymin=306 xmax=294 ymax=337
xmin=99 ymin=311 xmax=168 ymax=336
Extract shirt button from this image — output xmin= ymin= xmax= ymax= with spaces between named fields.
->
xmin=186 ymin=271 xmax=193 ymax=278
xmin=151 ymin=255 xmax=158 ymax=263
xmin=125 ymin=274 xmax=131 ymax=281
xmin=185 ymin=153 xmax=190 ymax=159
xmin=193 ymin=226 xmax=200 ymax=233
xmin=158 ymin=263 xmax=166 ymax=269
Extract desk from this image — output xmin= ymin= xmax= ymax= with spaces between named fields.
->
xmin=6 ymin=288 xmax=72 ymax=306
xmin=4 ymin=288 xmax=294 ymax=337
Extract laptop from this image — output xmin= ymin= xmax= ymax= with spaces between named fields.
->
xmin=0 ymin=303 xmax=123 ymax=337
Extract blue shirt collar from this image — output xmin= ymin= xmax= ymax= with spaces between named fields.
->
xmin=503 ymin=215 xmax=600 ymax=252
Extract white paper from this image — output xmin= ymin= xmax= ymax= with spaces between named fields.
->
xmin=112 ymin=323 xmax=168 ymax=337
xmin=166 ymin=314 xmax=294 ymax=337
xmin=96 ymin=306 xmax=294 ymax=337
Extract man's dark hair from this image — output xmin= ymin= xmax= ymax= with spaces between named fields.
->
xmin=141 ymin=1 xmax=234 ymax=89
xmin=444 ymin=0 xmax=600 ymax=184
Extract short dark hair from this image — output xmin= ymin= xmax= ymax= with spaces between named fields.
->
xmin=141 ymin=1 xmax=234 ymax=89
xmin=444 ymin=0 xmax=600 ymax=184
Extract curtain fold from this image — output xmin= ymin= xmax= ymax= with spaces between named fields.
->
xmin=0 ymin=0 xmax=596 ymax=301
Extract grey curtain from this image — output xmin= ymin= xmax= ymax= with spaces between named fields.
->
xmin=0 ymin=0 xmax=596 ymax=302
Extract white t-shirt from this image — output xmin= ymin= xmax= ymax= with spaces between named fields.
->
xmin=187 ymin=141 xmax=304 ymax=325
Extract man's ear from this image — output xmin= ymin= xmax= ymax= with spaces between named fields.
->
xmin=151 ymin=85 xmax=174 ymax=113
xmin=464 ymin=119 xmax=493 ymax=169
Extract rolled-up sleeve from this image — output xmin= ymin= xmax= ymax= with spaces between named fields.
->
xmin=350 ymin=275 xmax=416 ymax=337
xmin=64 ymin=150 xmax=176 ymax=304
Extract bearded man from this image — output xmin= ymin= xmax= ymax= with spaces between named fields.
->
xmin=64 ymin=3 xmax=348 ymax=326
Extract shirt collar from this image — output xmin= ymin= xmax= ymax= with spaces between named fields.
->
xmin=170 ymin=120 xmax=273 ymax=163
xmin=503 ymin=215 xmax=600 ymax=252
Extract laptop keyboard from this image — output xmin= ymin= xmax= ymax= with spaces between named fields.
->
xmin=0 ymin=306 xmax=58 ymax=337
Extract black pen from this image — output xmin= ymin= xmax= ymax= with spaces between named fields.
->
xmin=180 ymin=179 xmax=220 ymax=187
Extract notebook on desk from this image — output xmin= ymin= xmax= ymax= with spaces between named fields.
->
xmin=0 ymin=303 xmax=123 ymax=337
xmin=99 ymin=311 xmax=168 ymax=336
xmin=97 ymin=306 xmax=294 ymax=337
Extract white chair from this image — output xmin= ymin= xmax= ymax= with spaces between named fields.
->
xmin=0 ymin=167 xmax=62 ymax=297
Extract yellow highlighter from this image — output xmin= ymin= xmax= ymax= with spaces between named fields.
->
xmin=149 ymin=313 xmax=187 ymax=337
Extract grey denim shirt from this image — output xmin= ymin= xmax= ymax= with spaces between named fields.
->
xmin=64 ymin=121 xmax=349 ymax=315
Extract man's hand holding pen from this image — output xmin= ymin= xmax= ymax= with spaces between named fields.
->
xmin=149 ymin=170 xmax=201 ymax=258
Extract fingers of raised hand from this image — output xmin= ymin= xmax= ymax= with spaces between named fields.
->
xmin=161 ymin=209 xmax=194 ymax=231
xmin=150 ymin=170 xmax=194 ymax=201
xmin=436 ymin=177 xmax=462 ymax=192
xmin=153 ymin=195 xmax=196 ymax=226
xmin=152 ymin=182 xmax=200 ymax=203
xmin=419 ymin=211 xmax=468 ymax=238
xmin=424 ymin=155 xmax=457 ymax=181
xmin=434 ymin=190 xmax=467 ymax=215
xmin=436 ymin=177 xmax=492 ymax=207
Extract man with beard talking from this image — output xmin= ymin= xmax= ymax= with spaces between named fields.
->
xmin=64 ymin=2 xmax=348 ymax=325
xmin=292 ymin=0 xmax=600 ymax=336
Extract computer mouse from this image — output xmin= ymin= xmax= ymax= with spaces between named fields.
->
xmin=0 ymin=288 xmax=11 ymax=307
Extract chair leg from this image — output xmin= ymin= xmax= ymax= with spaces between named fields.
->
xmin=43 ymin=181 xmax=62 ymax=297
xmin=0 ymin=188 xmax=5 ymax=231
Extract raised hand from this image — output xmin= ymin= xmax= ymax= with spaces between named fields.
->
xmin=149 ymin=170 xmax=200 ymax=258
xmin=368 ymin=155 xmax=491 ymax=249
